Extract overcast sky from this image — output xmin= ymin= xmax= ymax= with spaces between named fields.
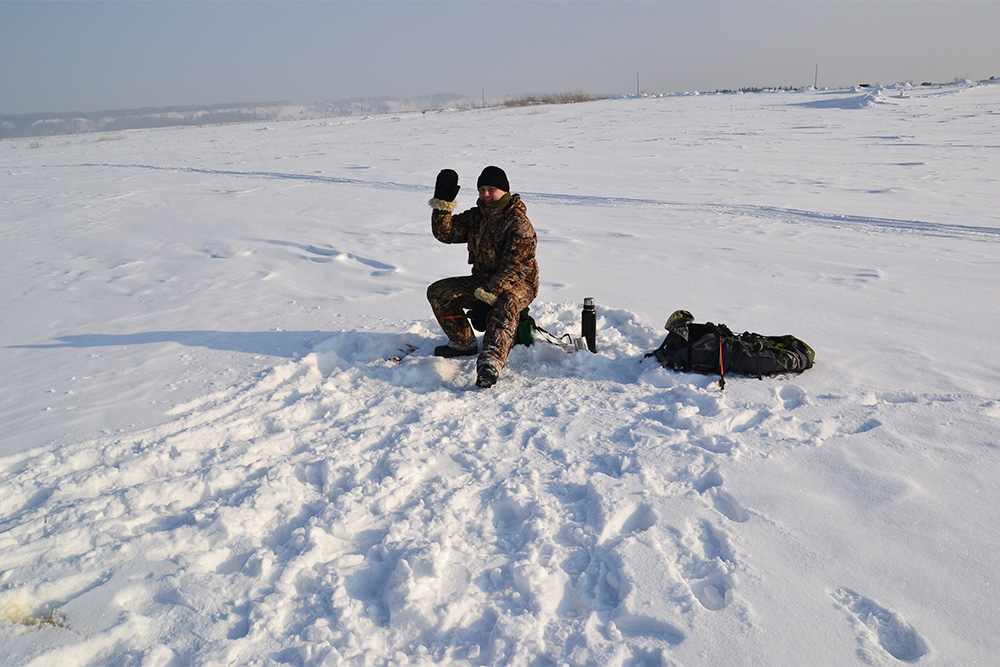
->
xmin=2 ymin=1 xmax=998 ymax=115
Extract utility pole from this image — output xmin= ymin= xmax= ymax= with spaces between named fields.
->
xmin=636 ymin=72 xmax=640 ymax=95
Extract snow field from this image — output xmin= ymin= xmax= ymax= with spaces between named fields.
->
xmin=2 ymin=80 xmax=999 ymax=664
xmin=0 ymin=307 xmax=838 ymax=663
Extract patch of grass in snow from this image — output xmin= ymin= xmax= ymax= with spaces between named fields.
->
xmin=1 ymin=599 xmax=69 ymax=633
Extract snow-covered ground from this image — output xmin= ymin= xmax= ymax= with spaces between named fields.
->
xmin=2 ymin=81 xmax=998 ymax=665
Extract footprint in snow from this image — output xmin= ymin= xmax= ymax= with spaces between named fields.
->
xmin=691 ymin=435 xmax=735 ymax=455
xmin=673 ymin=520 xmax=737 ymax=611
xmin=693 ymin=471 xmax=725 ymax=494
xmin=693 ymin=472 xmax=749 ymax=523
xmin=778 ymin=384 xmax=808 ymax=410
xmin=591 ymin=453 xmax=635 ymax=478
xmin=831 ymin=587 xmax=930 ymax=662
xmin=709 ymin=488 xmax=749 ymax=523
xmin=601 ymin=503 xmax=657 ymax=542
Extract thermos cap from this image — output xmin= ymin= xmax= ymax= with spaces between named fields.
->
xmin=584 ymin=297 xmax=595 ymax=307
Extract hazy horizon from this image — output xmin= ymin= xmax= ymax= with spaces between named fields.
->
xmin=2 ymin=0 xmax=998 ymax=116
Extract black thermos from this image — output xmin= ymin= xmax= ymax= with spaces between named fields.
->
xmin=582 ymin=297 xmax=596 ymax=353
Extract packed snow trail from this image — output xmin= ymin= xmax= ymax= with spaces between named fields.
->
xmin=37 ymin=161 xmax=1000 ymax=242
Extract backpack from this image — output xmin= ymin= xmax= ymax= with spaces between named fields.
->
xmin=646 ymin=310 xmax=814 ymax=388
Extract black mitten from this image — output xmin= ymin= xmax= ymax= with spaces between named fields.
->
xmin=434 ymin=169 xmax=460 ymax=201
xmin=468 ymin=299 xmax=492 ymax=332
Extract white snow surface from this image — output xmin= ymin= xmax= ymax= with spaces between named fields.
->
xmin=2 ymin=81 xmax=999 ymax=665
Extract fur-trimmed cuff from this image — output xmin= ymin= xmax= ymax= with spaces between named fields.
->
xmin=474 ymin=287 xmax=498 ymax=306
xmin=429 ymin=198 xmax=458 ymax=212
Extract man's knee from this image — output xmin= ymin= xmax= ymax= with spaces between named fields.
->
xmin=427 ymin=278 xmax=457 ymax=304
xmin=492 ymin=292 xmax=530 ymax=320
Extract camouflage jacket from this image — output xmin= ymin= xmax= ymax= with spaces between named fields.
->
xmin=430 ymin=194 xmax=539 ymax=298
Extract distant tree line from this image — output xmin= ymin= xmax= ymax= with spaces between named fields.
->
xmin=711 ymin=86 xmax=799 ymax=94
xmin=498 ymin=91 xmax=607 ymax=108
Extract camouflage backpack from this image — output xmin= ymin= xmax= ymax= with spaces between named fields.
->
xmin=646 ymin=310 xmax=815 ymax=388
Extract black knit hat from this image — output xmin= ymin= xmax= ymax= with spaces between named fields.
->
xmin=477 ymin=165 xmax=509 ymax=192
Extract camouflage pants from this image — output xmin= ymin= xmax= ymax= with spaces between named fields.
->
xmin=427 ymin=276 xmax=534 ymax=371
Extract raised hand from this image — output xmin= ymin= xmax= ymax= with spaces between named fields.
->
xmin=433 ymin=169 xmax=460 ymax=202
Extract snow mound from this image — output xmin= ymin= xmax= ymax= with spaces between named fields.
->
xmin=0 ymin=302 xmax=850 ymax=664
xmin=793 ymin=87 xmax=895 ymax=109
